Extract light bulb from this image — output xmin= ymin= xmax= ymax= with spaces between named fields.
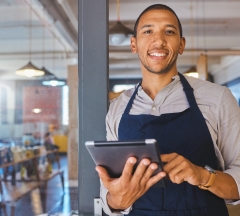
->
xmin=49 ymin=80 xmax=58 ymax=86
xmin=42 ymin=80 xmax=65 ymax=86
xmin=32 ymin=108 xmax=42 ymax=114
xmin=24 ymin=69 xmax=36 ymax=77
xmin=16 ymin=68 xmax=45 ymax=77
xmin=109 ymin=34 xmax=126 ymax=45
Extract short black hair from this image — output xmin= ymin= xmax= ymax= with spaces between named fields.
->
xmin=133 ymin=4 xmax=183 ymax=38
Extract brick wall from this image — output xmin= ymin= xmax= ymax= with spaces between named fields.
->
xmin=23 ymin=86 xmax=62 ymax=128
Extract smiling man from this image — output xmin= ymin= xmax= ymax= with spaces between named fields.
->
xmin=96 ymin=4 xmax=240 ymax=216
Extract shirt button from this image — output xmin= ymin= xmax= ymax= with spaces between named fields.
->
xmin=152 ymin=107 xmax=156 ymax=111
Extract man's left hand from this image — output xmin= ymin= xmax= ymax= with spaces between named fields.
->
xmin=161 ymin=153 xmax=209 ymax=186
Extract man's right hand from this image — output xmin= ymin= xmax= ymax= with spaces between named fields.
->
xmin=96 ymin=157 xmax=166 ymax=210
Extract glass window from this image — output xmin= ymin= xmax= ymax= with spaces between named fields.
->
xmin=0 ymin=1 xmax=78 ymax=215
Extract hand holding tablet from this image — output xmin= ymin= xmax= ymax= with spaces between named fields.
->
xmin=85 ymin=139 xmax=166 ymax=187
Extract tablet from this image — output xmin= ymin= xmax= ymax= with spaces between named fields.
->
xmin=85 ymin=139 xmax=165 ymax=187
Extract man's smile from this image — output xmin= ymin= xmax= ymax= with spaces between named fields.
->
xmin=148 ymin=50 xmax=169 ymax=59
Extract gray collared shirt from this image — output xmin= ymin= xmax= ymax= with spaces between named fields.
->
xmin=101 ymin=75 xmax=240 ymax=215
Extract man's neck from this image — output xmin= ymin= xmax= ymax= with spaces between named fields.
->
xmin=141 ymin=71 xmax=178 ymax=100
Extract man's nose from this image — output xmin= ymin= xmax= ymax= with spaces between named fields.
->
xmin=152 ymin=33 xmax=166 ymax=46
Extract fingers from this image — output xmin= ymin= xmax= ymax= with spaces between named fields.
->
xmin=131 ymin=158 xmax=151 ymax=182
xmin=161 ymin=153 xmax=200 ymax=185
xmin=166 ymin=161 xmax=186 ymax=184
xmin=161 ymin=153 xmax=186 ymax=184
xmin=146 ymin=171 xmax=166 ymax=188
xmin=142 ymin=163 xmax=166 ymax=188
xmin=163 ymin=154 xmax=185 ymax=173
xmin=132 ymin=158 xmax=166 ymax=188
xmin=161 ymin=153 xmax=178 ymax=163
xmin=162 ymin=154 xmax=186 ymax=184
xmin=121 ymin=157 xmax=137 ymax=182
xmin=121 ymin=157 xmax=157 ymax=183
xmin=139 ymin=162 xmax=158 ymax=184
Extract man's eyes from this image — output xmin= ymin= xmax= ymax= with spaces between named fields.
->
xmin=165 ymin=30 xmax=175 ymax=35
xmin=143 ymin=30 xmax=175 ymax=35
xmin=143 ymin=30 xmax=152 ymax=34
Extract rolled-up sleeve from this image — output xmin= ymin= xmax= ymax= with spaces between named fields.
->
xmin=218 ymin=88 xmax=240 ymax=205
xmin=100 ymin=180 xmax=132 ymax=215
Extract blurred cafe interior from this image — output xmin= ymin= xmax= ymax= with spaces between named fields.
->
xmin=1 ymin=0 xmax=240 ymax=215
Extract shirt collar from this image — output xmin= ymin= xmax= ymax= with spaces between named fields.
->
xmin=137 ymin=74 xmax=180 ymax=93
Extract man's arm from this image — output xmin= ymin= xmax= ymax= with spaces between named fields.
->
xmin=218 ymin=88 xmax=240 ymax=203
xmin=161 ymin=86 xmax=240 ymax=201
xmin=161 ymin=153 xmax=239 ymax=200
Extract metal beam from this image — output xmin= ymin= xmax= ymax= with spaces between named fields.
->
xmin=38 ymin=0 xmax=78 ymax=51
xmin=78 ymin=0 xmax=109 ymax=214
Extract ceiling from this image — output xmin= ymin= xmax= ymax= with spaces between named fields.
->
xmin=0 ymin=0 xmax=78 ymax=80
xmin=0 ymin=0 xmax=240 ymax=84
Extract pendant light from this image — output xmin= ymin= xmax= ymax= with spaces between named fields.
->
xmin=16 ymin=62 xmax=45 ymax=77
xmin=42 ymin=79 xmax=65 ymax=87
xmin=15 ymin=0 xmax=44 ymax=77
xmin=41 ymin=67 xmax=55 ymax=79
xmin=41 ymin=68 xmax=65 ymax=86
xmin=42 ymin=34 xmax=65 ymax=87
xmin=109 ymin=0 xmax=133 ymax=46
xmin=42 ymin=70 xmax=65 ymax=86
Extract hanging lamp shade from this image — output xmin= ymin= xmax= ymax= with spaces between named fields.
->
xmin=41 ymin=67 xmax=56 ymax=79
xmin=15 ymin=61 xmax=45 ymax=77
xmin=184 ymin=66 xmax=199 ymax=78
xmin=41 ymin=68 xmax=65 ymax=86
xmin=109 ymin=21 xmax=134 ymax=46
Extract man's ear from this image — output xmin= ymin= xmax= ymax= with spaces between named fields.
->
xmin=179 ymin=37 xmax=186 ymax=55
xmin=130 ymin=36 xmax=137 ymax=53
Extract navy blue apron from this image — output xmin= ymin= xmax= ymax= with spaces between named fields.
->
xmin=118 ymin=73 xmax=228 ymax=216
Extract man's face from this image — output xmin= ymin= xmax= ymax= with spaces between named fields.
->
xmin=131 ymin=9 xmax=185 ymax=75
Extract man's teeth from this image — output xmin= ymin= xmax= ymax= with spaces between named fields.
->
xmin=150 ymin=53 xmax=166 ymax=57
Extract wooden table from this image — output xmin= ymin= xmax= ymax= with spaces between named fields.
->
xmin=0 ymin=149 xmax=64 ymax=215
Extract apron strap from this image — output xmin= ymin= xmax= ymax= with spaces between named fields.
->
xmin=123 ymin=82 xmax=142 ymax=114
xmin=178 ymin=72 xmax=198 ymax=108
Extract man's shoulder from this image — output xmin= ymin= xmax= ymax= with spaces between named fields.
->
xmin=108 ymin=87 xmax=136 ymax=118
xmin=185 ymin=75 xmax=227 ymax=93
xmin=109 ymin=87 xmax=136 ymax=107
xmin=183 ymin=75 xmax=231 ymax=107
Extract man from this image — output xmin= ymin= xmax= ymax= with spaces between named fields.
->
xmin=96 ymin=4 xmax=240 ymax=216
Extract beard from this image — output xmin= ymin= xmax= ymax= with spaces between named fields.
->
xmin=138 ymin=53 xmax=178 ymax=75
